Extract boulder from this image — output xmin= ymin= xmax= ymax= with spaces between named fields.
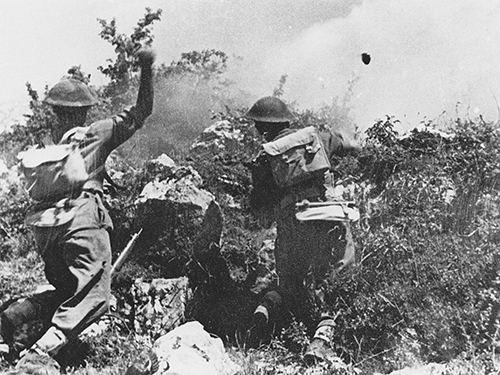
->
xmin=151 ymin=321 xmax=240 ymax=375
xmin=137 ymin=177 xmax=212 ymax=209
xmin=131 ymin=154 xmax=216 ymax=276
xmin=189 ymin=120 xmax=245 ymax=157
xmin=144 ymin=154 xmax=202 ymax=185
xmin=146 ymin=153 xmax=177 ymax=176
xmin=188 ymin=119 xmax=256 ymax=198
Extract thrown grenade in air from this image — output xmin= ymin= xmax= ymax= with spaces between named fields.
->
xmin=361 ymin=52 xmax=371 ymax=65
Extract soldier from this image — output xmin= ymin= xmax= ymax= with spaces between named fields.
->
xmin=0 ymin=49 xmax=155 ymax=372
xmin=246 ymin=96 xmax=358 ymax=363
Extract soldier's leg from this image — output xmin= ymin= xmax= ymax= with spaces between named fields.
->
xmin=274 ymin=209 xmax=312 ymax=317
xmin=32 ymin=226 xmax=111 ymax=355
xmin=253 ymin=208 xmax=310 ymax=339
xmin=58 ymin=227 xmax=111 ymax=335
xmin=31 ymin=195 xmax=112 ymax=356
xmin=305 ymin=221 xmax=354 ymax=363
xmin=312 ymin=220 xmax=354 ymax=307
xmin=253 ymin=222 xmax=288 ymax=339
xmin=0 ymin=290 xmax=62 ymax=352
xmin=0 ymin=226 xmax=68 ymax=354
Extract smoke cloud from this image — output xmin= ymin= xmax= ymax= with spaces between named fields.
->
xmin=2 ymin=0 xmax=500 ymax=133
xmin=237 ymin=0 xmax=500 ymax=130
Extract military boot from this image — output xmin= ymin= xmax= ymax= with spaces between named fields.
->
xmin=252 ymin=303 xmax=270 ymax=345
xmin=304 ymin=318 xmax=342 ymax=365
xmin=251 ymin=290 xmax=283 ymax=346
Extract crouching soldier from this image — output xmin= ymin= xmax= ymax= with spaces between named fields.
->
xmin=246 ymin=97 xmax=359 ymax=363
xmin=0 ymin=49 xmax=155 ymax=372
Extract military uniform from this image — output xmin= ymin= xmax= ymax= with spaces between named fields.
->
xmin=1 ymin=107 xmax=143 ymax=353
xmin=250 ymin=127 xmax=355 ymax=323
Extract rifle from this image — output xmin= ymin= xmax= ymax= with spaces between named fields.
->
xmin=111 ymin=228 xmax=143 ymax=276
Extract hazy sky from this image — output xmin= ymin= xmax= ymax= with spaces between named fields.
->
xmin=1 ymin=0 xmax=500 ymax=130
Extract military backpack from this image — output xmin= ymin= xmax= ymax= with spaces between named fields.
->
xmin=262 ymin=126 xmax=331 ymax=188
xmin=18 ymin=127 xmax=95 ymax=202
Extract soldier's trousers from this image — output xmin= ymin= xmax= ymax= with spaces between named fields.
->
xmin=1 ymin=192 xmax=112 ymax=346
xmin=265 ymin=203 xmax=355 ymax=326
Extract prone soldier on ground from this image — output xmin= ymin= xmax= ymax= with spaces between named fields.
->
xmin=0 ymin=48 xmax=156 ymax=373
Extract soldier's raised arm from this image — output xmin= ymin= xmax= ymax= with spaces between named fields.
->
xmin=134 ymin=48 xmax=155 ymax=128
xmin=105 ymin=48 xmax=156 ymax=148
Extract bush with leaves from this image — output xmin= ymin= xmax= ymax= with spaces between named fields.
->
xmin=0 ymin=7 xmax=498 ymax=374
xmin=324 ymin=117 xmax=499 ymax=369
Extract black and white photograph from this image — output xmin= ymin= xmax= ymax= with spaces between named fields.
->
xmin=0 ymin=1 xmax=498 ymax=374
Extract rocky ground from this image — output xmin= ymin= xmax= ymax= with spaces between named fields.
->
xmin=0 ymin=118 xmax=498 ymax=374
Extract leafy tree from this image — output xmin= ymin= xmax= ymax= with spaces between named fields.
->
xmin=97 ymin=8 xmax=162 ymax=89
xmin=162 ymin=49 xmax=228 ymax=79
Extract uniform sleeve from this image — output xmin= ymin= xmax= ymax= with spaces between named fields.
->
xmin=319 ymin=129 xmax=345 ymax=159
xmin=88 ymin=106 xmax=141 ymax=151
xmin=110 ymin=106 xmax=142 ymax=149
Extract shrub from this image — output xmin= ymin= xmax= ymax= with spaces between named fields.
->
xmin=325 ymin=117 xmax=499 ymax=364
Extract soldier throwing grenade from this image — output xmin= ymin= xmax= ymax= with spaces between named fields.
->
xmin=0 ymin=48 xmax=155 ymax=373
xmin=246 ymin=96 xmax=359 ymax=363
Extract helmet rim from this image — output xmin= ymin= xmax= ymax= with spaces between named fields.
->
xmin=44 ymin=78 xmax=98 ymax=107
xmin=245 ymin=96 xmax=294 ymax=123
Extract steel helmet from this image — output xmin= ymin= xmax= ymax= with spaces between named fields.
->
xmin=44 ymin=78 xmax=98 ymax=107
xmin=245 ymin=96 xmax=294 ymax=123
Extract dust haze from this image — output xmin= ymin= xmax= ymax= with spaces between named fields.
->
xmin=1 ymin=0 xmax=500 ymax=131
xmin=230 ymin=0 xmax=500 ymax=129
